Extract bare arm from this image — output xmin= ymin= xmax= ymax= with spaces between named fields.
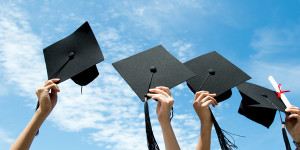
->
xmin=193 ymin=91 xmax=218 ymax=150
xmin=148 ymin=86 xmax=180 ymax=150
xmin=10 ymin=79 xmax=60 ymax=150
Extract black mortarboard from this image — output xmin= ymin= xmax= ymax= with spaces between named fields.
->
xmin=113 ymin=45 xmax=195 ymax=101
xmin=237 ymin=82 xmax=291 ymax=150
xmin=184 ymin=51 xmax=251 ymax=102
xmin=113 ymin=45 xmax=195 ymax=150
xmin=184 ymin=51 xmax=251 ymax=150
xmin=43 ymin=21 xmax=104 ymax=85
xmin=237 ymin=82 xmax=286 ymax=128
xmin=36 ymin=21 xmax=104 ymax=135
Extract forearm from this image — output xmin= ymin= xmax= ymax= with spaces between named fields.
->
xmin=196 ymin=122 xmax=213 ymax=150
xmin=10 ymin=110 xmax=48 ymax=150
xmin=160 ymin=121 xmax=180 ymax=150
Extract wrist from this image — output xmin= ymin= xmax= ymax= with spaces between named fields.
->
xmin=201 ymin=121 xmax=213 ymax=129
xmin=200 ymin=119 xmax=213 ymax=127
xmin=159 ymin=119 xmax=171 ymax=126
xmin=35 ymin=109 xmax=50 ymax=120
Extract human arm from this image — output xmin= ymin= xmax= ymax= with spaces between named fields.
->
xmin=193 ymin=91 xmax=218 ymax=150
xmin=285 ymin=105 xmax=300 ymax=149
xmin=147 ymin=86 xmax=180 ymax=150
xmin=10 ymin=79 xmax=60 ymax=150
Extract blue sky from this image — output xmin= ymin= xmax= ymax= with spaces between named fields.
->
xmin=0 ymin=0 xmax=300 ymax=150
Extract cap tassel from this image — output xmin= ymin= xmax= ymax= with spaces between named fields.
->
xmin=198 ymin=69 xmax=238 ymax=149
xmin=170 ymin=107 xmax=174 ymax=121
xmin=210 ymin=109 xmax=238 ymax=150
xmin=145 ymin=99 xmax=160 ymax=150
xmin=143 ymin=66 xmax=160 ymax=150
xmin=281 ymin=122 xmax=292 ymax=150
xmin=262 ymin=93 xmax=292 ymax=150
xmin=35 ymin=101 xmax=40 ymax=136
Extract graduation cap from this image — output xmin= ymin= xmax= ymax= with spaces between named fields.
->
xmin=43 ymin=21 xmax=104 ymax=86
xmin=237 ymin=81 xmax=291 ymax=150
xmin=113 ymin=45 xmax=195 ymax=150
xmin=36 ymin=21 xmax=104 ymax=135
xmin=184 ymin=51 xmax=251 ymax=150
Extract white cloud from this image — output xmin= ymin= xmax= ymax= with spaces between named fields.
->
xmin=249 ymin=25 xmax=300 ymax=98
xmin=171 ymin=41 xmax=194 ymax=62
xmin=0 ymin=128 xmax=14 ymax=149
xmin=248 ymin=61 xmax=300 ymax=97
xmin=103 ymin=0 xmax=221 ymax=37
xmin=250 ymin=25 xmax=300 ymax=59
xmin=0 ymin=1 xmax=210 ymax=150
xmin=0 ymin=2 xmax=46 ymax=98
xmin=0 ymin=2 xmax=147 ymax=150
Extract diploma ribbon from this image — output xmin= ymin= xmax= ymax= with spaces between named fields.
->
xmin=276 ymin=84 xmax=290 ymax=98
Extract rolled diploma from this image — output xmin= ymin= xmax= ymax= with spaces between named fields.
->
xmin=268 ymin=76 xmax=291 ymax=107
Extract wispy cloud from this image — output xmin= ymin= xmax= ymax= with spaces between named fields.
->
xmin=102 ymin=0 xmax=221 ymax=38
xmin=249 ymin=25 xmax=300 ymax=98
xmin=0 ymin=127 xmax=14 ymax=149
xmin=0 ymin=2 xmax=205 ymax=150
xmin=248 ymin=61 xmax=300 ymax=97
xmin=250 ymin=25 xmax=300 ymax=59
xmin=171 ymin=41 xmax=194 ymax=62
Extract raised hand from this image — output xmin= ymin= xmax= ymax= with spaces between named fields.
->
xmin=285 ymin=105 xmax=300 ymax=143
xmin=193 ymin=91 xmax=218 ymax=125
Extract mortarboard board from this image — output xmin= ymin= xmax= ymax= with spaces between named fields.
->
xmin=184 ymin=51 xmax=251 ymax=102
xmin=43 ymin=21 xmax=104 ymax=85
xmin=237 ymin=82 xmax=292 ymax=150
xmin=184 ymin=51 xmax=251 ymax=150
xmin=237 ymin=82 xmax=286 ymax=128
xmin=113 ymin=45 xmax=195 ymax=150
xmin=36 ymin=21 xmax=104 ymax=135
xmin=113 ymin=45 xmax=195 ymax=102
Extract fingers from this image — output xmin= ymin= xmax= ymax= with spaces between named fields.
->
xmin=195 ymin=91 xmax=208 ymax=100
xmin=147 ymin=93 xmax=174 ymax=104
xmin=288 ymin=114 xmax=300 ymax=120
xmin=202 ymin=99 xmax=217 ymax=107
xmin=195 ymin=91 xmax=216 ymax=101
xmin=286 ymin=106 xmax=300 ymax=115
xmin=201 ymin=96 xmax=218 ymax=107
xmin=44 ymin=79 xmax=60 ymax=86
xmin=45 ymin=84 xmax=60 ymax=92
xmin=195 ymin=92 xmax=216 ymax=102
xmin=147 ymin=93 xmax=164 ymax=101
xmin=149 ymin=88 xmax=169 ymax=97
xmin=156 ymin=86 xmax=171 ymax=96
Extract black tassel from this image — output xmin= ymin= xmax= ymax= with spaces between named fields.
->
xmin=170 ymin=107 xmax=174 ymax=121
xmin=144 ymin=100 xmax=160 ymax=150
xmin=35 ymin=101 xmax=40 ymax=136
xmin=263 ymin=95 xmax=292 ymax=150
xmin=282 ymin=122 xmax=292 ymax=150
xmin=210 ymin=109 xmax=238 ymax=150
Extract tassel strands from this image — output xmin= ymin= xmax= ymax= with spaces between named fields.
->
xmin=144 ymin=99 xmax=160 ymax=150
xmin=210 ymin=109 xmax=238 ymax=150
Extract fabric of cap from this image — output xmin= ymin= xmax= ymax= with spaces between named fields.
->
xmin=112 ymin=45 xmax=195 ymax=101
xmin=43 ymin=21 xmax=104 ymax=86
xmin=184 ymin=51 xmax=251 ymax=102
xmin=237 ymin=82 xmax=286 ymax=128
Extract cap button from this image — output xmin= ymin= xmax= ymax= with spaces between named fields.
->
xmin=150 ymin=66 xmax=157 ymax=73
xmin=208 ymin=69 xmax=215 ymax=75
xmin=69 ymin=52 xmax=75 ymax=60
xmin=261 ymin=93 xmax=268 ymax=98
